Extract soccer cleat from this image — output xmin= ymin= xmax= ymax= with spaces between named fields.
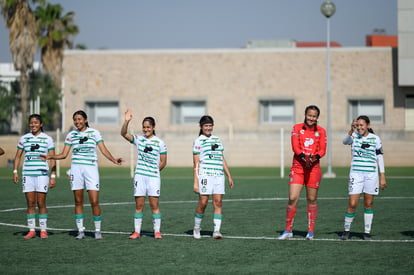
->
xmin=154 ymin=232 xmax=162 ymax=239
xmin=277 ymin=230 xmax=293 ymax=240
xmin=129 ymin=232 xmax=141 ymax=239
xmin=193 ymin=228 xmax=201 ymax=239
xmin=40 ymin=231 xmax=48 ymax=239
xmin=341 ymin=231 xmax=350 ymax=240
xmin=95 ymin=231 xmax=103 ymax=240
xmin=305 ymin=232 xmax=314 ymax=240
xmin=75 ymin=231 xmax=85 ymax=240
xmin=212 ymin=231 xmax=223 ymax=239
xmin=23 ymin=231 xmax=36 ymax=239
xmin=363 ymin=233 xmax=372 ymax=241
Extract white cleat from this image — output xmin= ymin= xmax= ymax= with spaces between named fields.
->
xmin=193 ymin=228 xmax=201 ymax=239
xmin=75 ymin=231 xmax=85 ymax=240
xmin=305 ymin=232 xmax=314 ymax=240
xmin=277 ymin=230 xmax=293 ymax=240
xmin=213 ymin=231 xmax=223 ymax=239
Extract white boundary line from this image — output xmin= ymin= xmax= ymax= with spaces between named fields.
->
xmin=0 ymin=222 xmax=413 ymax=243
xmin=1 ymin=197 xmax=414 ymax=243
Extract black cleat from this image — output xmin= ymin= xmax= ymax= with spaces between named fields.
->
xmin=363 ymin=233 xmax=372 ymax=241
xmin=341 ymin=231 xmax=350 ymax=240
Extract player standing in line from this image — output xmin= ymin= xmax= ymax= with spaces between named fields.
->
xmin=278 ymin=105 xmax=327 ymax=240
xmin=121 ymin=110 xmax=167 ymax=239
xmin=341 ymin=115 xmax=386 ymax=241
xmin=43 ymin=110 xmax=122 ymax=240
xmin=192 ymin=115 xmax=234 ymax=239
xmin=13 ymin=114 xmax=56 ymax=239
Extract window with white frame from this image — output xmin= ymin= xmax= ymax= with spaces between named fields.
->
xmin=259 ymin=100 xmax=294 ymax=124
xmin=85 ymin=102 xmax=119 ymax=124
xmin=348 ymin=100 xmax=384 ymax=124
xmin=172 ymin=101 xmax=206 ymax=125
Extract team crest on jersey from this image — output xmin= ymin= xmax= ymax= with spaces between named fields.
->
xmin=315 ymin=131 xmax=319 ymax=137
xmin=300 ymin=129 xmax=305 ymax=134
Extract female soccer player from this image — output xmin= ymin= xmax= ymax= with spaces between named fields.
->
xmin=43 ymin=110 xmax=122 ymax=240
xmin=341 ymin=115 xmax=387 ymax=241
xmin=13 ymin=114 xmax=56 ymax=239
xmin=121 ymin=110 xmax=167 ymax=239
xmin=278 ymin=105 xmax=327 ymax=240
xmin=192 ymin=115 xmax=234 ymax=239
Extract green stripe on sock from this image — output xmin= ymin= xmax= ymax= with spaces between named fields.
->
xmin=345 ymin=212 xmax=355 ymax=218
xmin=152 ymin=213 xmax=162 ymax=219
xmin=38 ymin=213 xmax=48 ymax=219
xmin=364 ymin=208 xmax=374 ymax=214
xmin=213 ymin=214 xmax=223 ymax=220
xmin=27 ymin=214 xmax=36 ymax=219
xmin=93 ymin=216 xmax=102 ymax=222
xmin=75 ymin=214 xmax=84 ymax=219
xmin=134 ymin=212 xmax=144 ymax=219
xmin=194 ymin=213 xmax=205 ymax=219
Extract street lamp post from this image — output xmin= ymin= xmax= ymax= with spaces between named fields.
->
xmin=321 ymin=1 xmax=336 ymax=178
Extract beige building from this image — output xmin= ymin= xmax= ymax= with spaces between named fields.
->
xmin=55 ymin=46 xmax=413 ymax=168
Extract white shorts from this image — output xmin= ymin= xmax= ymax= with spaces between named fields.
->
xmin=70 ymin=164 xmax=100 ymax=191
xmin=133 ymin=174 xmax=160 ymax=197
xmin=348 ymin=171 xmax=379 ymax=195
xmin=22 ymin=175 xmax=49 ymax=193
xmin=198 ymin=175 xmax=225 ymax=195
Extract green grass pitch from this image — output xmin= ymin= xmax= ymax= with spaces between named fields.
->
xmin=0 ymin=167 xmax=413 ymax=274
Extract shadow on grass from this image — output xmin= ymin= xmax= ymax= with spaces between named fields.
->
xmin=401 ymin=231 xmax=414 ymax=238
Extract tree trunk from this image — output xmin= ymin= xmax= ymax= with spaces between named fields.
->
xmin=20 ymin=69 xmax=28 ymax=134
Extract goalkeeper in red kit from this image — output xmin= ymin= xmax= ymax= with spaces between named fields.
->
xmin=278 ymin=105 xmax=327 ymax=240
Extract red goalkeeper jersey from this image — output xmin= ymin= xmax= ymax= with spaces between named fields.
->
xmin=291 ymin=123 xmax=327 ymax=168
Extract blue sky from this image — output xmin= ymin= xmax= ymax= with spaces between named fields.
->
xmin=0 ymin=0 xmax=397 ymax=63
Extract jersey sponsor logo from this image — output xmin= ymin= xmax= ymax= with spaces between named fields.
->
xmin=79 ymin=137 xmax=88 ymax=144
xmin=304 ymin=138 xmax=314 ymax=147
xmin=30 ymin=144 xmax=40 ymax=151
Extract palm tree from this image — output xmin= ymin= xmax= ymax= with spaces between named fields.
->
xmin=35 ymin=2 xmax=78 ymax=129
xmin=0 ymin=0 xmax=41 ymax=133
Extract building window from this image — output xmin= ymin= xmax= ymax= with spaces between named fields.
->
xmin=349 ymin=100 xmax=384 ymax=124
xmin=85 ymin=102 xmax=119 ymax=124
xmin=259 ymin=100 xmax=294 ymax=124
xmin=172 ymin=101 xmax=206 ymax=125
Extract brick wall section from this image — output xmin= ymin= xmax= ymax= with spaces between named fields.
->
xmin=1 ymin=47 xmax=410 ymax=169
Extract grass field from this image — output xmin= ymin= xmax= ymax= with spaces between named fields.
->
xmin=0 ymin=167 xmax=413 ymax=274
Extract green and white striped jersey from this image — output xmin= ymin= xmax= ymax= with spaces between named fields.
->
xmin=193 ymin=134 xmax=224 ymax=176
xmin=65 ymin=128 xmax=103 ymax=166
xmin=132 ymin=135 xmax=167 ymax=178
xmin=346 ymin=133 xmax=383 ymax=173
xmin=17 ymin=132 xmax=55 ymax=176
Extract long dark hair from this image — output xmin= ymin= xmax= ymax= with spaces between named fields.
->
xmin=143 ymin=116 xmax=156 ymax=136
xmin=198 ymin=115 xmax=214 ymax=136
xmin=357 ymin=115 xmax=374 ymax=134
xmin=28 ymin=114 xmax=44 ymax=132
xmin=72 ymin=110 xmax=90 ymax=128
xmin=303 ymin=105 xmax=320 ymax=131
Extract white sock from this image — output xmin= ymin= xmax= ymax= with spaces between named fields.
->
xmin=213 ymin=214 xmax=222 ymax=232
xmin=134 ymin=212 xmax=144 ymax=233
xmin=364 ymin=209 xmax=374 ymax=234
